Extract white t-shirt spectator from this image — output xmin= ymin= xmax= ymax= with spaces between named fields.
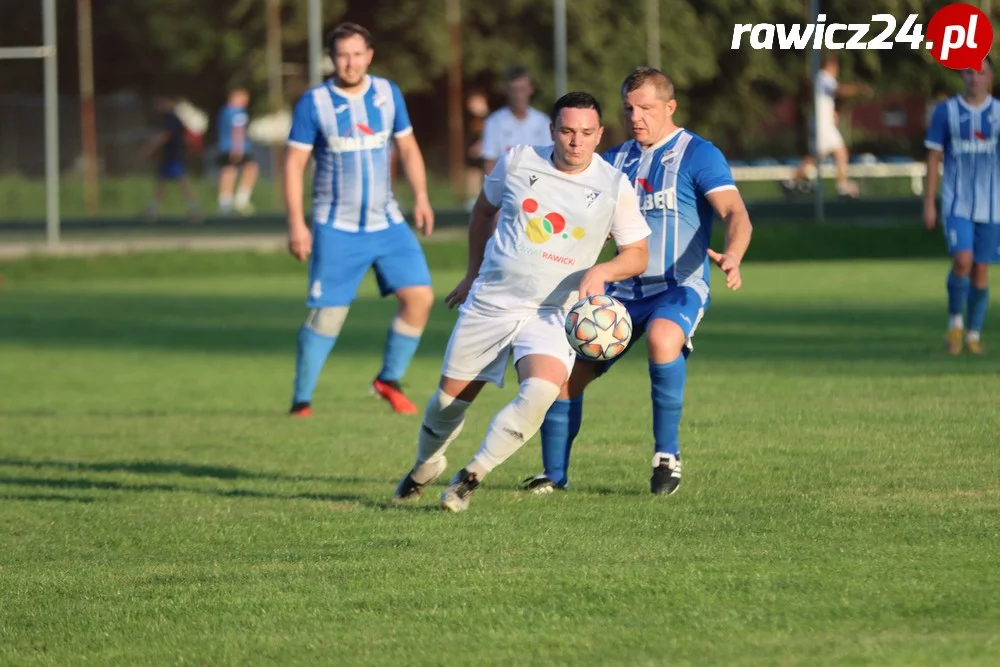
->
xmin=481 ymin=107 xmax=553 ymax=162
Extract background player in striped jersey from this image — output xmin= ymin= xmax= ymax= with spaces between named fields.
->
xmin=528 ymin=67 xmax=753 ymax=496
xmin=393 ymin=92 xmax=650 ymax=512
xmin=284 ymin=22 xmax=436 ymax=416
xmin=216 ymin=88 xmax=258 ymax=215
xmin=923 ymin=57 xmax=1000 ymax=356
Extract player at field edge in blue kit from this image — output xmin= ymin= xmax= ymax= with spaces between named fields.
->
xmin=216 ymin=89 xmax=259 ymax=215
xmin=284 ymin=22 xmax=436 ymax=417
xmin=923 ymin=56 xmax=1000 ymax=356
xmin=526 ymin=67 xmax=753 ymax=496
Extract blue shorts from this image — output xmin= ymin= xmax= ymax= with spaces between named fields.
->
xmin=943 ymin=217 xmax=1000 ymax=264
xmin=306 ymin=222 xmax=432 ymax=308
xmin=157 ymin=160 xmax=186 ymax=180
xmin=595 ymin=285 xmax=708 ymax=375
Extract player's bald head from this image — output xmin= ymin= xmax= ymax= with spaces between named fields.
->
xmin=621 ymin=67 xmax=674 ymax=103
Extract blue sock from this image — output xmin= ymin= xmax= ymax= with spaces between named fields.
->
xmin=540 ymin=395 xmax=583 ymax=487
xmin=947 ymin=271 xmax=971 ymax=319
xmin=292 ymin=325 xmax=337 ymax=404
xmin=378 ymin=322 xmax=421 ymax=382
xmin=650 ymin=356 xmax=686 ymax=457
xmin=967 ymin=286 xmax=990 ymax=333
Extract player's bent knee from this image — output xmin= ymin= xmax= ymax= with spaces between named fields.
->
xmin=304 ymin=307 xmax=349 ymax=337
xmin=952 ymin=252 xmax=974 ymax=275
xmin=439 ymin=376 xmax=485 ymax=403
xmin=397 ymin=285 xmax=434 ymax=310
xmin=423 ymin=388 xmax=469 ymax=433
xmin=564 ymin=360 xmax=599 ymax=399
xmin=514 ymin=378 xmax=562 ymax=427
xmin=647 ymin=319 xmax=687 ymax=364
xmin=971 ymin=262 xmax=989 ymax=285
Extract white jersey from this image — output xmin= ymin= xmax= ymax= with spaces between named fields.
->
xmin=481 ymin=107 xmax=553 ymax=161
xmin=816 ymin=70 xmax=838 ymax=130
xmin=466 ymin=144 xmax=650 ymax=315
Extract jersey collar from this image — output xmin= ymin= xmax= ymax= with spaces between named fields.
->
xmin=330 ymin=75 xmax=372 ymax=100
xmin=639 ymin=127 xmax=684 ymax=154
xmin=957 ymin=94 xmax=993 ymax=113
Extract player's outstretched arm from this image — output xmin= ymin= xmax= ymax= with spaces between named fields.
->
xmin=395 ymin=133 xmax=435 ymax=236
xmin=444 ymin=192 xmax=500 ymax=309
xmin=578 ymin=239 xmax=649 ymax=298
xmin=579 ymin=182 xmax=651 ymax=297
xmin=140 ymin=131 xmax=169 ymax=159
xmin=706 ymin=189 xmax=752 ymax=291
xmin=284 ymin=146 xmax=313 ymax=262
xmin=838 ymin=82 xmax=873 ymax=98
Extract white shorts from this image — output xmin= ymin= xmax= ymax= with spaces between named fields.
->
xmin=814 ymin=123 xmax=845 ymax=156
xmin=440 ymin=307 xmax=576 ymax=388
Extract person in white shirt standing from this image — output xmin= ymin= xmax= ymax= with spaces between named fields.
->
xmin=783 ymin=53 xmax=870 ymax=198
xmin=393 ymin=92 xmax=651 ymax=513
xmin=481 ymin=66 xmax=554 ymax=175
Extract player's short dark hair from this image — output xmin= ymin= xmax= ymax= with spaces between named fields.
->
xmin=621 ymin=67 xmax=675 ymax=102
xmin=551 ymin=92 xmax=602 ymax=124
xmin=327 ymin=22 xmax=373 ymax=52
xmin=503 ymin=65 xmax=532 ymax=84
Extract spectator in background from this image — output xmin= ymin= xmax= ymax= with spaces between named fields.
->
xmin=141 ymin=96 xmax=201 ymax=222
xmin=783 ymin=53 xmax=871 ymax=198
xmin=216 ymin=88 xmax=258 ymax=215
xmin=481 ymin=66 xmax=552 ymax=175
xmin=464 ymin=89 xmax=489 ymax=210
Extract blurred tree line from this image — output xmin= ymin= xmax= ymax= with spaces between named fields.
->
xmin=0 ymin=0 xmax=972 ymax=162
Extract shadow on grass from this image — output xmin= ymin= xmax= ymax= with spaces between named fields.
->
xmin=0 ymin=459 xmax=446 ymax=511
xmin=0 ymin=457 xmax=367 ymax=485
xmin=0 ymin=493 xmax=99 ymax=503
xmin=0 ymin=473 xmax=395 ymax=509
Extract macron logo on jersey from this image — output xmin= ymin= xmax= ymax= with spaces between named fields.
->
xmin=328 ymin=124 xmax=391 ymax=153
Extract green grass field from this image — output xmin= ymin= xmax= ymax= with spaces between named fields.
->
xmin=1 ymin=246 xmax=999 ymax=665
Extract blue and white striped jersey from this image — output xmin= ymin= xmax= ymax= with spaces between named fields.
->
xmin=218 ymin=104 xmax=250 ymax=153
xmin=288 ymin=75 xmax=412 ymax=232
xmin=602 ymin=129 xmax=737 ymax=302
xmin=925 ymin=95 xmax=1000 ymax=224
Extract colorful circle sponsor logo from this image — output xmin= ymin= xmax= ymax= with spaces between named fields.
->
xmin=521 ymin=198 xmax=585 ymax=244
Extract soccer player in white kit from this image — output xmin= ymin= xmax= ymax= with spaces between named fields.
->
xmin=392 ymin=92 xmax=651 ymax=512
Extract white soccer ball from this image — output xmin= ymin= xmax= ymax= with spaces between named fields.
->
xmin=564 ymin=295 xmax=632 ymax=361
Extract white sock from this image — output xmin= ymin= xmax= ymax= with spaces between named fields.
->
xmin=413 ymin=389 xmax=470 ymax=484
xmin=392 ymin=316 xmax=424 ymax=338
xmin=950 ymin=314 xmax=964 ymax=330
xmin=466 ymin=377 xmax=561 ymax=480
xmin=966 ymin=330 xmax=981 ymax=342
xmin=235 ymin=189 xmax=251 ymax=208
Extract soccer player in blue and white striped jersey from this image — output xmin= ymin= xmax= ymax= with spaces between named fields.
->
xmin=284 ymin=22 xmax=436 ymax=416
xmin=529 ymin=67 xmax=753 ymax=496
xmin=924 ymin=57 xmax=1000 ymax=355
